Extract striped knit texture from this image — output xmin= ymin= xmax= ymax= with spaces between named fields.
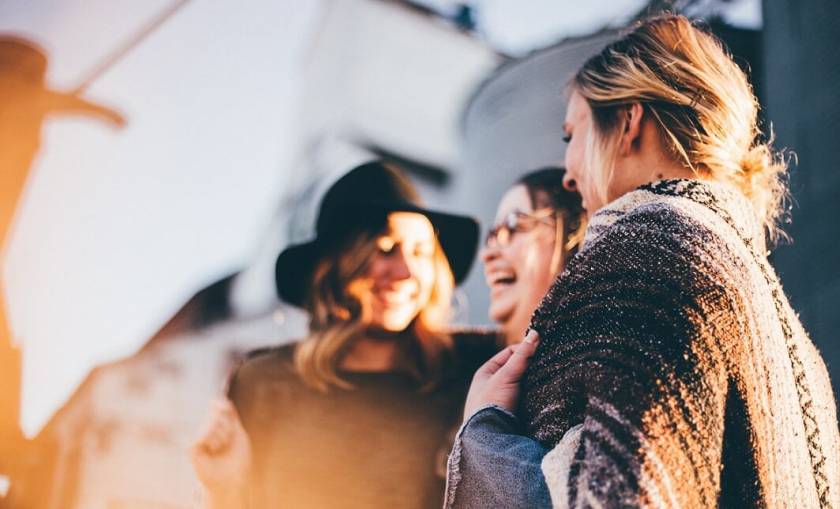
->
xmin=523 ymin=180 xmax=839 ymax=508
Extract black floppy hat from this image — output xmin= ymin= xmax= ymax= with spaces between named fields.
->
xmin=275 ymin=161 xmax=479 ymax=307
xmin=0 ymin=35 xmax=124 ymax=124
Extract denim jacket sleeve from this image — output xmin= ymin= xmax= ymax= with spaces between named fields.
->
xmin=443 ymin=405 xmax=552 ymax=509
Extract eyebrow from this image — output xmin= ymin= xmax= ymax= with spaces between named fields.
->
xmin=494 ymin=208 xmax=525 ymax=223
xmin=382 ymin=232 xmax=434 ymax=243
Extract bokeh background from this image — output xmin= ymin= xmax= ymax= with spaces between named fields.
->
xmin=0 ymin=0 xmax=837 ymax=507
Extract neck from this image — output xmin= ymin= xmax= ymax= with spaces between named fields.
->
xmin=646 ymin=161 xmax=697 ymax=183
xmin=612 ymin=158 xmax=698 ymax=202
xmin=502 ymin=317 xmax=529 ymax=346
xmin=610 ymin=119 xmax=702 ymax=201
xmin=339 ymin=328 xmax=405 ymax=372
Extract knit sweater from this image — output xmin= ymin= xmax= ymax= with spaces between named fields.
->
xmin=523 ymin=179 xmax=839 ymax=508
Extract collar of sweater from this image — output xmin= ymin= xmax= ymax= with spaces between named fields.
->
xmin=581 ymin=179 xmax=765 ymax=254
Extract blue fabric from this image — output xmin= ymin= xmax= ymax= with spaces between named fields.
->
xmin=444 ymin=405 xmax=551 ymax=509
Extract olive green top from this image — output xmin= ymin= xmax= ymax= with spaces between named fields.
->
xmin=229 ymin=330 xmax=501 ymax=509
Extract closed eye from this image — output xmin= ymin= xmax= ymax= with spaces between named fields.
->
xmin=413 ymin=243 xmax=435 ymax=258
xmin=377 ymin=236 xmax=396 ymax=254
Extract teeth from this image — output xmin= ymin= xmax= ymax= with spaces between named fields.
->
xmin=379 ymin=293 xmax=413 ymax=303
xmin=490 ymin=273 xmax=516 ymax=285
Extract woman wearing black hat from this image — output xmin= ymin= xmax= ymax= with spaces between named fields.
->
xmin=191 ymin=161 xmax=500 ymax=509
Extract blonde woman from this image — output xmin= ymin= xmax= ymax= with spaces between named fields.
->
xmin=449 ymin=15 xmax=839 ymax=509
xmin=191 ymin=162 xmax=500 ymax=509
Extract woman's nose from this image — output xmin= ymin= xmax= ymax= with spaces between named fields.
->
xmin=480 ymin=243 xmax=500 ymax=264
xmin=386 ymin=249 xmax=412 ymax=281
xmin=562 ymin=174 xmax=578 ymax=192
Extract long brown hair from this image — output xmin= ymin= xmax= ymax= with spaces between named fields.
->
xmin=293 ymin=220 xmax=456 ymax=393
xmin=518 ymin=167 xmax=587 ymax=273
xmin=572 ymin=14 xmax=788 ymax=242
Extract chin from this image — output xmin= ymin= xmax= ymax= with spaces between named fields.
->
xmin=376 ymin=321 xmax=410 ymax=332
xmin=378 ymin=311 xmax=418 ymax=332
xmin=488 ymin=305 xmax=514 ymax=328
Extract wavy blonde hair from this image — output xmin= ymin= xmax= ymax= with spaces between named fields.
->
xmin=294 ymin=223 xmax=455 ymax=393
xmin=572 ymin=14 xmax=789 ymax=243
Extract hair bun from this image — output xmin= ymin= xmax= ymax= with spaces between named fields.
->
xmin=740 ymin=143 xmax=770 ymax=176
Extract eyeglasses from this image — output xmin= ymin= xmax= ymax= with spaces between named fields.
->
xmin=484 ymin=209 xmax=557 ymax=247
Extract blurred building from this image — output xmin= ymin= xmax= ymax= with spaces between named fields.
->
xmin=763 ymin=0 xmax=840 ymax=408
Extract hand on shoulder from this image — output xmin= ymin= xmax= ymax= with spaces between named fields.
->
xmin=463 ymin=331 xmax=539 ymax=421
xmin=190 ymin=398 xmax=252 ymax=494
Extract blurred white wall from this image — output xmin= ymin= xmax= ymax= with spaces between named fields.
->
xmin=0 ymin=0 xmax=321 ymax=437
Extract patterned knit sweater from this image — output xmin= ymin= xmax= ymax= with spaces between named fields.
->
xmin=522 ymin=180 xmax=839 ymax=508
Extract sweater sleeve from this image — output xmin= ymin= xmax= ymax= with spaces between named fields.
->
xmin=445 ymin=405 xmax=552 ymax=509
xmin=523 ymin=206 xmax=733 ymax=508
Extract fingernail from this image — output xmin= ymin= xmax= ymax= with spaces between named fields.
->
xmin=524 ymin=330 xmax=538 ymax=344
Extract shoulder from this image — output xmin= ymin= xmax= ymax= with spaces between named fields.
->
xmin=533 ymin=200 xmax=737 ymax=337
xmin=244 ymin=342 xmax=296 ymax=363
xmin=624 ymin=200 xmax=721 ymax=241
xmin=227 ymin=342 xmax=305 ymax=420
xmin=575 ymin=199 xmax=732 ymax=284
xmin=450 ymin=327 xmax=504 ymax=372
xmin=230 ymin=342 xmax=299 ymax=389
xmin=582 ymin=181 xmax=762 ymax=269
xmin=604 ymin=200 xmax=714 ymax=244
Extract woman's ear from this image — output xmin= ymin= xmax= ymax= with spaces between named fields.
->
xmin=619 ymin=103 xmax=645 ymax=156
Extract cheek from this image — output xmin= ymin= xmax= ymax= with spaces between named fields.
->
xmin=565 ymin=138 xmax=579 ymax=168
xmin=499 ymin=242 xmax=525 ymax=276
xmin=365 ymin=255 xmax=386 ymax=280
xmin=413 ymin=261 xmax=437 ymax=299
xmin=516 ymin=240 xmax=556 ymax=290
xmin=564 ymin=143 xmax=574 ymax=170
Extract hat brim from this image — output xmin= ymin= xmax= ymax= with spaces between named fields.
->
xmin=275 ymin=204 xmax=479 ymax=307
xmin=37 ymin=89 xmax=126 ymax=126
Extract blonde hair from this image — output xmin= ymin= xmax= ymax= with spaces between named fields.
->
xmin=572 ymin=14 xmax=789 ymax=242
xmin=294 ymin=224 xmax=455 ymax=393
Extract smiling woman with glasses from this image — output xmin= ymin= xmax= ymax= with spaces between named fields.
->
xmin=481 ymin=167 xmax=585 ymax=346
